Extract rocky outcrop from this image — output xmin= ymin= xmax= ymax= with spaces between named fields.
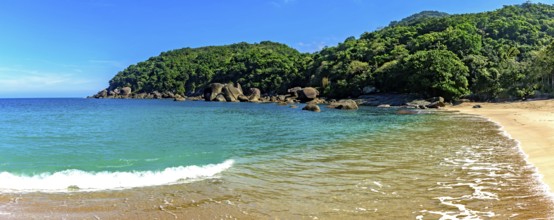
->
xmin=203 ymin=82 xmax=264 ymax=103
xmin=237 ymin=94 xmax=250 ymax=102
xmin=296 ymin=87 xmax=319 ymax=102
xmin=302 ymin=103 xmax=320 ymax=112
xmin=90 ymin=87 xmax=187 ymax=100
xmin=204 ymin=83 xmax=225 ymax=101
xmin=214 ymin=94 xmax=227 ymax=102
xmin=248 ymin=88 xmax=261 ymax=102
xmin=287 ymin=87 xmax=303 ymax=97
xmin=174 ymin=94 xmax=186 ymax=101
xmin=120 ymin=87 xmax=132 ymax=97
xmin=425 ymin=97 xmax=446 ymax=108
xmin=222 ymin=84 xmax=242 ymax=102
xmin=327 ymin=99 xmax=359 ymax=110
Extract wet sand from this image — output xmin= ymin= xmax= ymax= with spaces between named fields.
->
xmin=449 ymin=99 xmax=554 ymax=195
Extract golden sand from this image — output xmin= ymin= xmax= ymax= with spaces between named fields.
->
xmin=449 ymin=99 xmax=554 ymax=194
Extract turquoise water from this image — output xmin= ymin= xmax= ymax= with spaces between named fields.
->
xmin=1 ymin=98 xmax=553 ymax=219
xmin=0 ymin=99 xmax=421 ymax=191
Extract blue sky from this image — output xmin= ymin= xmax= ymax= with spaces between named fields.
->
xmin=0 ymin=0 xmax=552 ymax=98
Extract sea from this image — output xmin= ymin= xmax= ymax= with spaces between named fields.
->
xmin=0 ymin=98 xmax=552 ymax=219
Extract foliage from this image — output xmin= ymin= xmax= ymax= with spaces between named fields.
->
xmin=105 ymin=3 xmax=554 ymax=100
xmin=308 ymin=2 xmax=554 ymax=100
xmin=108 ymin=41 xmax=310 ymax=95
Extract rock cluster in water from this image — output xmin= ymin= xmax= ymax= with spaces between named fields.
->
xmin=90 ymin=82 xmax=452 ymax=112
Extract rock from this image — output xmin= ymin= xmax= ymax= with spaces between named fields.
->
xmin=270 ymin=96 xmax=277 ymax=102
xmin=290 ymin=105 xmax=298 ymax=108
xmin=120 ymin=87 xmax=132 ymax=97
xmin=277 ymin=95 xmax=287 ymax=102
xmin=285 ymin=97 xmax=296 ymax=104
xmin=95 ymin=89 xmax=108 ymax=98
xmin=222 ymin=84 xmax=243 ymax=102
xmin=163 ymin=92 xmax=175 ymax=98
xmin=214 ymin=94 xmax=227 ymax=102
xmin=108 ymin=90 xmax=117 ymax=97
xmin=426 ymin=101 xmax=446 ymax=108
xmin=237 ymin=94 xmax=250 ymax=102
xmin=328 ymin=99 xmax=358 ymax=110
xmin=297 ymin=87 xmax=319 ymax=102
xmin=204 ymin=83 xmax=225 ymax=101
xmin=113 ymin=88 xmax=120 ymax=95
xmin=236 ymin=83 xmax=244 ymax=95
xmin=302 ymin=103 xmax=320 ymax=112
xmin=418 ymin=105 xmax=427 ymax=109
xmin=134 ymin=93 xmax=147 ymax=99
xmin=287 ymin=87 xmax=302 ymax=97
xmin=377 ymin=104 xmax=391 ymax=108
xmin=152 ymin=91 xmax=163 ymax=99
xmin=174 ymin=94 xmax=185 ymax=101
xmin=406 ymin=99 xmax=431 ymax=107
xmin=307 ymin=98 xmax=326 ymax=105
xmin=248 ymin=88 xmax=261 ymax=102
xmin=277 ymin=101 xmax=288 ymax=106
xmin=473 ymin=104 xmax=482 ymax=108
xmin=186 ymin=96 xmax=203 ymax=101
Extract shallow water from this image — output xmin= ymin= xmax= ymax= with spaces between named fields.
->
xmin=0 ymin=99 xmax=552 ymax=219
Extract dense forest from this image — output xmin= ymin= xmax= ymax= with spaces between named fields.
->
xmin=105 ymin=3 xmax=554 ymax=101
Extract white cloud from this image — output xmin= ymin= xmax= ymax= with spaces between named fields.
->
xmin=0 ymin=67 xmax=95 ymax=93
xmin=88 ymin=60 xmax=124 ymax=68
xmin=270 ymin=0 xmax=297 ymax=8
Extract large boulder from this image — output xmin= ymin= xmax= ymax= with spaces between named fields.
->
xmin=327 ymin=99 xmax=358 ymax=110
xmin=120 ymin=87 xmax=132 ymax=97
xmin=94 ymin=89 xmax=108 ymax=98
xmin=152 ymin=91 xmax=163 ymax=99
xmin=425 ymin=97 xmax=446 ymax=108
xmin=287 ymin=87 xmax=303 ymax=97
xmin=302 ymin=103 xmax=321 ymax=112
xmin=204 ymin=83 xmax=225 ymax=101
xmin=134 ymin=93 xmax=147 ymax=99
xmin=222 ymin=84 xmax=243 ymax=102
xmin=297 ymin=87 xmax=319 ymax=102
xmin=163 ymin=91 xmax=175 ymax=99
xmin=174 ymin=94 xmax=186 ymax=102
xmin=248 ymin=88 xmax=261 ymax=102
xmin=214 ymin=94 xmax=227 ymax=102
xmin=237 ymin=94 xmax=250 ymax=102
xmin=236 ymin=83 xmax=244 ymax=95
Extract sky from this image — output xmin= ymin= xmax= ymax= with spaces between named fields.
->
xmin=0 ymin=0 xmax=553 ymax=98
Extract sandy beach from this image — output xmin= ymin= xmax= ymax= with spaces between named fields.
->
xmin=449 ymin=99 xmax=554 ymax=195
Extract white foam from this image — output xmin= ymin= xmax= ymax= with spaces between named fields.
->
xmin=457 ymin=113 xmax=554 ymax=200
xmin=485 ymin=117 xmax=554 ymax=199
xmin=0 ymin=159 xmax=234 ymax=193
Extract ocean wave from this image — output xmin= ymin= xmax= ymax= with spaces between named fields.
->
xmin=0 ymin=159 xmax=234 ymax=193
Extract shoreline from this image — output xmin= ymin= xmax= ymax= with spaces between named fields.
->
xmin=448 ymin=99 xmax=554 ymax=196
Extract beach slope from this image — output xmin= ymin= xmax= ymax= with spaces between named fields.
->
xmin=449 ymin=100 xmax=554 ymax=194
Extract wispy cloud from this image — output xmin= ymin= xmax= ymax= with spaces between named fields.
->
xmin=0 ymin=67 xmax=95 ymax=93
xmin=88 ymin=59 xmax=124 ymax=68
xmin=269 ymin=0 xmax=297 ymax=8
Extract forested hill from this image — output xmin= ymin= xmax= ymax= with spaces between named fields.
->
xmin=107 ymin=41 xmax=311 ymax=95
xmin=103 ymin=3 xmax=554 ymax=100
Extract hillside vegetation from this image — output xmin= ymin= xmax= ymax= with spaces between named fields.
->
xmin=104 ymin=3 xmax=554 ymax=100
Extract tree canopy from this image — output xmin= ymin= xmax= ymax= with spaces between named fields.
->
xmin=105 ymin=3 xmax=554 ymax=100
